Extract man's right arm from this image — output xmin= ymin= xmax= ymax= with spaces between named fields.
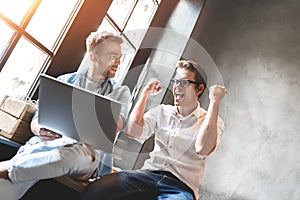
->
xmin=29 ymin=73 xmax=75 ymax=141
xmin=126 ymin=79 xmax=162 ymax=138
xmin=30 ymin=112 xmax=62 ymax=141
xmin=30 ymin=116 xmax=40 ymax=136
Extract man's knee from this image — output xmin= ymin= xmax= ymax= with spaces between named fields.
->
xmin=59 ymin=143 xmax=98 ymax=172
xmin=81 ymin=172 xmax=125 ymax=199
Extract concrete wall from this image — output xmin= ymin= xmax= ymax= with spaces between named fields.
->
xmin=192 ymin=0 xmax=300 ymax=199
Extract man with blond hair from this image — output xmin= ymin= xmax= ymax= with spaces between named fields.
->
xmin=0 ymin=31 xmax=131 ymax=200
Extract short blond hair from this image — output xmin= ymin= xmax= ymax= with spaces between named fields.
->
xmin=86 ymin=31 xmax=123 ymax=52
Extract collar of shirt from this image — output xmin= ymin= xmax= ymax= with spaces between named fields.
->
xmin=75 ymin=69 xmax=114 ymax=94
xmin=172 ymin=102 xmax=202 ymax=120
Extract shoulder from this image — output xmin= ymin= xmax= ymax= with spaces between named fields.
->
xmin=57 ymin=72 xmax=78 ymax=83
xmin=113 ymin=84 xmax=131 ymax=95
xmin=117 ymin=85 xmax=130 ymax=93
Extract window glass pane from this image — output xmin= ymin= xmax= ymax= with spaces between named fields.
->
xmin=124 ymin=0 xmax=156 ymax=48
xmin=26 ymin=0 xmax=79 ymax=50
xmin=107 ymin=0 xmax=136 ymax=30
xmin=0 ymin=0 xmax=34 ymax=25
xmin=0 ymin=20 xmax=15 ymax=58
xmin=0 ymin=36 xmax=48 ymax=100
xmin=97 ymin=17 xmax=119 ymax=34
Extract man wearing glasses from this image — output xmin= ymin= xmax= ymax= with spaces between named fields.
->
xmin=0 ymin=31 xmax=131 ymax=199
xmin=81 ymin=60 xmax=227 ymax=200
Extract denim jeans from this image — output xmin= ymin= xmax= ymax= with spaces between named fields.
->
xmin=81 ymin=170 xmax=195 ymax=200
xmin=0 ymin=136 xmax=100 ymax=199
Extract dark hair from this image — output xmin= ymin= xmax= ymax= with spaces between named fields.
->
xmin=176 ymin=60 xmax=207 ymax=90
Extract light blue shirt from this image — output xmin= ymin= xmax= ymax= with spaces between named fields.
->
xmin=34 ymin=70 xmax=131 ymax=124
xmin=27 ymin=70 xmax=131 ymax=176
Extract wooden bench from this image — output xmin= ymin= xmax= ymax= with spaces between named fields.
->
xmin=54 ymin=176 xmax=88 ymax=192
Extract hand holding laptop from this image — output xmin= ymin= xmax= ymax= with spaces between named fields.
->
xmin=38 ymin=127 xmax=62 ymax=141
xmin=31 ymin=117 xmax=62 ymax=141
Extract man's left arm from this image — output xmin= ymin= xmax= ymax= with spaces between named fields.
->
xmin=114 ymin=86 xmax=132 ymax=132
xmin=195 ymin=85 xmax=227 ymax=155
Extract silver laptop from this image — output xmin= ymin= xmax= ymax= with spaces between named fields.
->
xmin=38 ymin=74 xmax=121 ymax=153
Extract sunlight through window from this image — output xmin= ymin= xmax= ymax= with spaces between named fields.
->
xmin=0 ymin=0 xmax=33 ymax=25
xmin=0 ymin=0 xmax=161 ymax=100
xmin=0 ymin=0 xmax=81 ymax=100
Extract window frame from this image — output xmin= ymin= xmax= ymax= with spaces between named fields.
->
xmin=0 ymin=0 xmax=85 ymax=99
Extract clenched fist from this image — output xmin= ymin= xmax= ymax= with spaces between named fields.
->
xmin=209 ymin=85 xmax=227 ymax=102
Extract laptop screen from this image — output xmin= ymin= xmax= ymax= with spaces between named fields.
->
xmin=38 ymin=74 xmax=121 ymax=153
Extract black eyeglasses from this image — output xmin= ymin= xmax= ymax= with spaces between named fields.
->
xmin=170 ymin=79 xmax=201 ymax=88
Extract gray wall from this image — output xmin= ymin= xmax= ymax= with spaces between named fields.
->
xmin=191 ymin=0 xmax=300 ymax=199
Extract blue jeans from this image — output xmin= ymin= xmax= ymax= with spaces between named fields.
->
xmin=0 ymin=136 xmax=103 ymax=199
xmin=81 ymin=170 xmax=195 ymax=200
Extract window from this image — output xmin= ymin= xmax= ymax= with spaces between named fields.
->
xmin=0 ymin=0 xmax=162 ymax=100
xmin=0 ymin=0 xmax=83 ymax=100
xmin=78 ymin=0 xmax=162 ymax=86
